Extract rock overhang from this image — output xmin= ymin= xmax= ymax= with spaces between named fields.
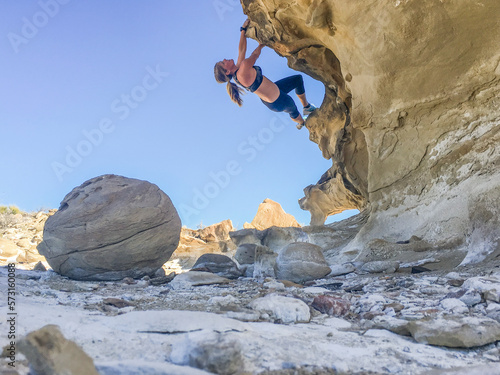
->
xmin=241 ymin=0 xmax=500 ymax=264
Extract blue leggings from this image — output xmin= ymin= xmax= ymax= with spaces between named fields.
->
xmin=261 ymin=75 xmax=305 ymax=119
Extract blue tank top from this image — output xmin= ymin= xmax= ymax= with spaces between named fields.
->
xmin=233 ymin=66 xmax=263 ymax=92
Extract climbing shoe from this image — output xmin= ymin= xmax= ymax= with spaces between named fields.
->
xmin=296 ymin=122 xmax=305 ymax=130
xmin=303 ymin=103 xmax=317 ymax=116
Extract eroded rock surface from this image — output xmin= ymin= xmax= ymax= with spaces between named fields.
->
xmin=242 ymin=0 xmax=500 ymax=264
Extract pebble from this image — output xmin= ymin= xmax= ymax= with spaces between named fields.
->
xmin=360 ymin=261 xmax=400 ymax=274
xmin=311 ymin=295 xmax=351 ymax=317
xmin=440 ymin=298 xmax=469 ymax=314
xmin=249 ymin=294 xmax=311 ymax=324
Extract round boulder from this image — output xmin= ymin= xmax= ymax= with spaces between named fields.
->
xmin=37 ymin=175 xmax=181 ymax=281
xmin=276 ymin=242 xmax=331 ymax=283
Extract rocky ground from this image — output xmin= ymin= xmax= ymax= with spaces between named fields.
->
xmin=1 ymin=210 xmax=500 ymax=374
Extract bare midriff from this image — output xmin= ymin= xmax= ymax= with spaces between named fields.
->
xmin=254 ymin=76 xmax=280 ymax=103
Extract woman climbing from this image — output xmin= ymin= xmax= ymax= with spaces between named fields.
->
xmin=214 ymin=19 xmax=316 ymax=130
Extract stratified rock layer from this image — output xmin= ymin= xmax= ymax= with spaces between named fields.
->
xmin=242 ymin=0 xmax=500 ymax=263
xmin=38 ymin=174 xmax=181 ymax=280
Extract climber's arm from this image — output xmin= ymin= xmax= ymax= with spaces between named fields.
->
xmin=236 ymin=19 xmax=250 ymax=66
xmin=242 ymin=43 xmax=265 ymax=67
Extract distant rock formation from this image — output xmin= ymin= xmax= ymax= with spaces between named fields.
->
xmin=171 ymin=219 xmax=236 ymax=269
xmin=242 ymin=0 xmax=500 ymax=264
xmin=37 ymin=174 xmax=181 ymax=280
xmin=243 ymin=199 xmax=300 ymax=230
xmin=0 ymin=209 xmax=54 ymax=267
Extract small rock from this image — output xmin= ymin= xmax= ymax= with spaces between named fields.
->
xmin=224 ymin=311 xmax=261 ymax=322
xmin=463 ymin=276 xmax=500 ymax=302
xmin=154 ymin=268 xmax=166 ymax=278
xmin=149 ymin=272 xmax=175 ymax=286
xmin=360 ymin=261 xmax=400 ymax=274
xmin=383 ymin=302 xmax=405 ymax=313
xmin=171 ymin=331 xmax=244 ymax=375
xmin=103 ymin=298 xmax=135 ymax=309
xmin=373 ymin=315 xmax=410 ymax=336
xmin=263 ymin=280 xmax=286 ymax=290
xmin=33 ymin=261 xmax=47 ymax=272
xmin=18 ymin=325 xmax=99 ymax=375
xmin=408 ymin=315 xmax=500 ymax=348
xmin=303 ymin=286 xmax=331 ymax=294
xmin=328 ymin=263 xmax=356 ymax=277
xmin=170 ymin=271 xmax=229 ymax=290
xmin=122 ymin=277 xmax=136 ymax=285
xmin=484 ymin=290 xmax=500 ymax=303
xmin=358 ymin=294 xmax=387 ymax=313
xmin=440 ymin=298 xmax=469 ymax=314
xmin=486 ymin=302 xmax=500 ymax=322
xmin=311 ymin=295 xmax=350 ymax=317
xmin=459 ymin=289 xmax=482 ymax=306
xmin=208 ymin=295 xmax=237 ymax=306
xmin=411 ymin=266 xmax=431 ymax=273
xmin=279 ymin=280 xmax=304 ymax=288
xmin=249 ymin=294 xmax=311 ymax=324
xmin=448 ymin=279 xmax=465 ymax=287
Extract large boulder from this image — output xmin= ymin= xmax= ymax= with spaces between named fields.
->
xmin=37 ymin=174 xmax=181 ymax=281
xmin=191 ymin=253 xmax=242 ymax=279
xmin=276 ymin=242 xmax=331 ymax=283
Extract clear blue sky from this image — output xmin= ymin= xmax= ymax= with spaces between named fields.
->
xmin=0 ymin=1 xmax=357 ymax=228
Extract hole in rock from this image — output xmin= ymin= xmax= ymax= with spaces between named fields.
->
xmin=324 ymin=209 xmax=360 ymax=225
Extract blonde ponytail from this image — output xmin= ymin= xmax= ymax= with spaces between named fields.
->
xmin=214 ymin=62 xmax=244 ymax=106
xmin=227 ymin=81 xmax=244 ymax=107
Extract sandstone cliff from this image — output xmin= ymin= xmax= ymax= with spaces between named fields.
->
xmin=242 ymin=0 xmax=500 ymax=264
xmin=243 ymin=198 xmax=301 ymax=230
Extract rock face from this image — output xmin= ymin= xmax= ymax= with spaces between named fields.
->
xmin=37 ymin=175 xmax=181 ymax=281
xmin=242 ymin=0 xmax=500 ymax=264
xmin=244 ymin=198 xmax=301 ymax=230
